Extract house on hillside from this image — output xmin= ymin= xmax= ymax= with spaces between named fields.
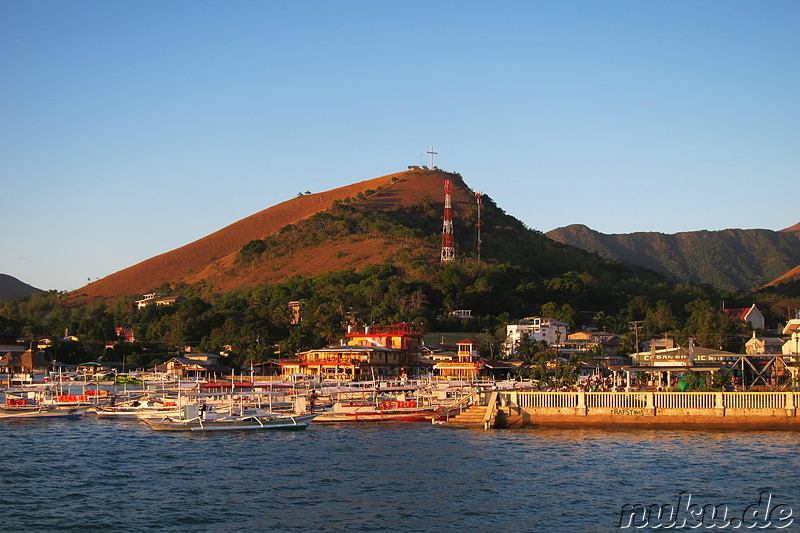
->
xmin=288 ymin=301 xmax=306 ymax=325
xmin=723 ymin=304 xmax=765 ymax=330
xmin=136 ymin=293 xmax=185 ymax=310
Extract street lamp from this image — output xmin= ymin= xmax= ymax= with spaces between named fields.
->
xmin=555 ymin=330 xmax=562 ymax=389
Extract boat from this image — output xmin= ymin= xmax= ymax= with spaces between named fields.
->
xmin=311 ymin=385 xmax=446 ymax=423
xmin=0 ymin=400 xmax=88 ymax=419
xmin=313 ymin=399 xmax=443 ymax=423
xmin=87 ymin=396 xmax=181 ymax=419
xmin=139 ymin=403 xmax=318 ymax=432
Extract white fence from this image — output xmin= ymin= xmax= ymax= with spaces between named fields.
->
xmin=508 ymin=391 xmax=798 ymax=411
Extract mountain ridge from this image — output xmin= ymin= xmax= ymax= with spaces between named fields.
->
xmin=546 ymin=224 xmax=800 ymax=291
xmin=0 ymin=274 xmax=43 ymax=301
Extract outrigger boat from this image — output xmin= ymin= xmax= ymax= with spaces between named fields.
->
xmin=312 ymin=385 xmax=445 ymax=423
xmin=87 ymin=396 xmax=181 ymax=419
xmin=0 ymin=402 xmax=88 ymax=419
xmin=139 ymin=403 xmax=318 ymax=432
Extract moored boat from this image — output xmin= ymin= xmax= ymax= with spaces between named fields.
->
xmin=87 ymin=396 xmax=181 ymax=419
xmin=139 ymin=403 xmax=318 ymax=432
xmin=313 ymin=400 xmax=443 ymax=423
xmin=0 ymin=403 xmax=88 ymax=419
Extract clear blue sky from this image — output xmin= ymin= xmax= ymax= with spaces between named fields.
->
xmin=2 ymin=1 xmax=798 ymax=291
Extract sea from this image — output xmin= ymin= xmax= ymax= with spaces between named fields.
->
xmin=1 ymin=417 xmax=798 ymax=532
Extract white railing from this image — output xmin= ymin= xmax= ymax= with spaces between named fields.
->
xmin=655 ymin=393 xmax=716 ymax=410
xmin=586 ymin=392 xmax=648 ymax=409
xmin=508 ymin=391 xmax=799 ymax=411
xmin=724 ymin=393 xmax=786 ymax=410
xmin=518 ymin=392 xmax=577 ymax=409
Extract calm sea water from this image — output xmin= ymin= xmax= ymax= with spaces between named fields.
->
xmin=1 ymin=417 xmax=798 ymax=532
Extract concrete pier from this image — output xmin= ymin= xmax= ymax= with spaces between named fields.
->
xmin=471 ymin=391 xmax=800 ymax=430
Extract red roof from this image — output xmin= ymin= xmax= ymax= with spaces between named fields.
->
xmin=723 ymin=308 xmax=749 ymax=321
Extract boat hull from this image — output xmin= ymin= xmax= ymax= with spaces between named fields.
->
xmin=141 ymin=413 xmax=318 ymax=432
xmin=314 ymin=406 xmax=443 ymax=423
xmin=0 ymin=406 xmax=88 ymax=419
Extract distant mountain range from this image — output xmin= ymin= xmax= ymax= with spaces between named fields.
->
xmin=0 ymin=274 xmax=42 ymax=300
xmin=546 ymin=224 xmax=800 ymax=292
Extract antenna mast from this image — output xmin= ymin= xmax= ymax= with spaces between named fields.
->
xmin=440 ymin=179 xmax=455 ymax=264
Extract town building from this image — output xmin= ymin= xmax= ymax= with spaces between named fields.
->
xmin=745 ymin=332 xmax=785 ymax=355
xmin=564 ymin=330 xmax=622 ymax=355
xmin=631 ymin=339 xmax=738 ymax=366
xmin=781 ymin=315 xmax=800 ymax=359
xmin=278 ymin=323 xmax=426 ymax=381
xmin=504 ymin=317 xmax=569 ymax=356
xmin=433 ymin=339 xmax=515 ymax=380
xmin=156 ymin=353 xmax=231 ymax=379
xmin=279 ymin=345 xmax=416 ymax=381
xmin=288 ymin=300 xmax=306 ymax=325
xmin=344 ymin=323 xmax=423 ymax=353
xmin=723 ymin=304 xmax=765 ymax=330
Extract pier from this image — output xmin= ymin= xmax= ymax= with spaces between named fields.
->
xmin=444 ymin=390 xmax=800 ymax=430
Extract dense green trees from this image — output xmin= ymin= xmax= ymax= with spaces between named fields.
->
xmin=1 ymin=256 xmax=784 ymax=372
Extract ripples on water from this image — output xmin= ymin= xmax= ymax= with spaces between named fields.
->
xmin=1 ymin=418 xmax=798 ymax=532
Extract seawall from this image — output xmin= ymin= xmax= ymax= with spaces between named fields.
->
xmin=484 ymin=391 xmax=800 ymax=430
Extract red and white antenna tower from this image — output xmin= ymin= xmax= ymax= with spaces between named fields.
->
xmin=440 ymin=179 xmax=455 ymax=264
xmin=476 ymin=192 xmax=482 ymax=264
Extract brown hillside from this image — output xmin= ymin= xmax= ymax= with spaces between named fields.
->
xmin=781 ymin=222 xmax=800 ymax=232
xmin=764 ymin=264 xmax=800 ymax=287
xmin=68 ymin=170 xmax=472 ymax=303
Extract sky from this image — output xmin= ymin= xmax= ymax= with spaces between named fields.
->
xmin=2 ymin=1 xmax=798 ymax=292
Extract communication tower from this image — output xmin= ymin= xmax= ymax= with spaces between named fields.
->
xmin=476 ymin=192 xmax=482 ymax=264
xmin=440 ymin=179 xmax=455 ymax=264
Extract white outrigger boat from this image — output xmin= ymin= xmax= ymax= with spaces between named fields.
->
xmin=87 ymin=396 xmax=181 ymax=419
xmin=0 ymin=403 xmax=88 ymax=419
xmin=139 ymin=403 xmax=318 ymax=432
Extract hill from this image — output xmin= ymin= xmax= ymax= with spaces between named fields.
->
xmin=0 ymin=274 xmax=43 ymax=300
xmin=67 ymin=170 xmax=500 ymax=303
xmin=546 ymin=224 xmax=800 ymax=292
xmin=68 ymin=169 xmax=671 ymax=310
xmin=781 ymin=222 xmax=800 ymax=233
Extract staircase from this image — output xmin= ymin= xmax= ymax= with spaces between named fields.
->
xmin=440 ymin=403 xmax=496 ymax=430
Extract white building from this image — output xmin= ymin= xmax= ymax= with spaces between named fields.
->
xmin=723 ymin=304 xmax=765 ymax=330
xmin=781 ymin=316 xmax=800 ymax=358
xmin=504 ymin=317 xmax=569 ymax=357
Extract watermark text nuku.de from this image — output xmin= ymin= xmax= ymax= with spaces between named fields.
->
xmin=618 ymin=491 xmax=794 ymax=529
